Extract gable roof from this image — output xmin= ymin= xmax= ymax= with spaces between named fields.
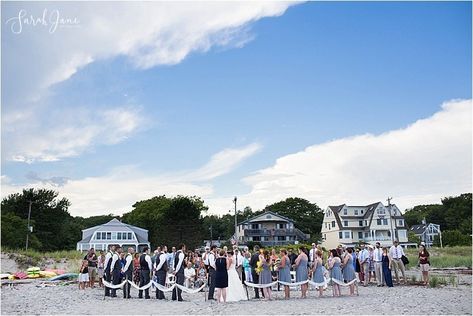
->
xmin=78 ymin=219 xmax=149 ymax=244
xmin=238 ymin=211 xmax=294 ymax=225
xmin=410 ymin=224 xmax=428 ymax=234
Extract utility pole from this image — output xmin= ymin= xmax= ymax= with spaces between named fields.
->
xmin=209 ymin=225 xmax=213 ymax=246
xmin=387 ymin=197 xmax=394 ymax=243
xmin=233 ymin=196 xmax=238 ymax=245
xmin=25 ymin=200 xmax=33 ymax=251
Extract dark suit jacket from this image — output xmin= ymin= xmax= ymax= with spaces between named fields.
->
xmin=249 ymin=253 xmax=260 ymax=271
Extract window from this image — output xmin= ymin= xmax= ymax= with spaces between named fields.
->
xmin=253 ymin=236 xmax=260 ymax=241
xmin=365 ymin=220 xmax=368 ymax=226
xmin=251 ymin=224 xmax=259 ymax=229
xmin=128 ymin=233 xmax=132 ymax=239
xmin=344 ymin=220 xmax=348 ymax=227
xmin=117 ymin=232 xmax=122 ymax=240
xmin=377 ymin=208 xmax=385 ymax=215
xmin=344 ymin=232 xmax=350 ymax=239
xmin=377 ymin=219 xmax=382 ymax=225
xmin=358 ymin=232 xmax=363 ymax=239
xmin=101 ymin=232 xmax=106 ymax=239
xmin=96 ymin=232 xmax=101 ymax=240
xmin=323 ymin=234 xmax=326 ymax=240
xmin=429 ymin=235 xmax=433 ymax=241
xmin=277 ymin=236 xmax=285 ymax=241
xmin=339 ymin=232 xmax=343 ymax=239
xmin=354 ymin=209 xmax=358 ymax=215
xmin=398 ymin=220 xmax=403 ymax=226
xmin=361 ymin=210 xmax=364 ymax=214
xmin=343 ymin=209 xmax=348 ymax=215
xmin=383 ymin=219 xmax=388 ymax=225
xmin=359 ymin=220 xmax=363 ymax=227
xmin=332 ymin=221 xmax=336 ymax=228
xmin=387 ymin=231 xmax=391 ymax=237
xmin=278 ymin=223 xmax=285 ymax=229
xmin=106 ymin=232 xmax=111 ymax=240
xmin=364 ymin=232 xmax=369 ymax=237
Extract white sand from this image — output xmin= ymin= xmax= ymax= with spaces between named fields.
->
xmin=1 ymin=280 xmax=471 ymax=315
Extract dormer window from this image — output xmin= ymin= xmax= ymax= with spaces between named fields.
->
xmin=343 ymin=209 xmax=348 ymax=215
xmin=354 ymin=209 xmax=358 ymax=215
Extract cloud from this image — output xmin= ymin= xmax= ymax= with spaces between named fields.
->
xmin=1 ymin=143 xmax=261 ymax=216
xmin=2 ymin=2 xmax=296 ymax=163
xmin=2 ymin=106 xmax=145 ymax=163
xmin=186 ymin=143 xmax=262 ymax=181
xmin=240 ymin=99 xmax=472 ymax=212
xmin=2 ymin=2 xmax=297 ymax=106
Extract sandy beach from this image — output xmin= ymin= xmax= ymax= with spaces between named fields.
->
xmin=1 ymin=280 xmax=471 ymax=315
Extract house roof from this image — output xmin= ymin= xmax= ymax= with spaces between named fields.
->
xmin=410 ymin=224 xmax=429 ymax=234
xmin=78 ymin=219 xmax=149 ymax=244
xmin=238 ymin=211 xmax=294 ymax=225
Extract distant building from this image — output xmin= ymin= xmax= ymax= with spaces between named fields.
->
xmin=236 ymin=211 xmax=310 ymax=246
xmin=76 ymin=218 xmax=150 ymax=252
xmin=410 ymin=219 xmax=441 ymax=247
xmin=321 ymin=202 xmax=409 ymax=249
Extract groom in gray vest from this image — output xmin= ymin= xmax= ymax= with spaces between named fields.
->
xmin=172 ymin=243 xmax=186 ymax=301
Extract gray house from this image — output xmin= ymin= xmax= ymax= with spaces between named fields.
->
xmin=409 ymin=219 xmax=442 ymax=247
xmin=236 ymin=211 xmax=310 ymax=246
xmin=76 ymin=218 xmax=150 ymax=252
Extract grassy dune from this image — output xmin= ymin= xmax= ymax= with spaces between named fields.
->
xmin=405 ymin=246 xmax=472 ymax=269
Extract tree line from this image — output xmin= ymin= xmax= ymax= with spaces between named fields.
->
xmin=1 ymin=188 xmax=470 ymax=251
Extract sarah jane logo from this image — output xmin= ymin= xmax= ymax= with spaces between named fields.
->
xmin=6 ymin=9 xmax=81 ymax=34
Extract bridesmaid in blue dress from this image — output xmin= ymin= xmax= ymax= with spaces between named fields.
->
xmin=295 ymin=246 xmax=309 ymax=298
xmin=277 ymin=249 xmax=292 ymax=299
xmin=342 ymin=248 xmax=357 ymax=295
xmin=312 ymin=250 xmax=325 ymax=297
xmin=382 ymin=247 xmax=394 ymax=287
xmin=259 ymin=250 xmax=273 ymax=300
xmin=329 ymin=249 xmax=343 ymax=297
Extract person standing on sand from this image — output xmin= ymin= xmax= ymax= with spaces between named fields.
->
xmin=418 ymin=244 xmax=430 ymax=286
xmin=110 ymin=247 xmax=122 ymax=298
xmin=373 ymin=242 xmax=384 ymax=287
xmin=104 ymin=244 xmax=115 ymax=297
xmin=172 ymin=243 xmax=186 ymax=301
xmin=207 ymin=245 xmax=217 ymax=300
xmin=294 ymin=246 xmax=308 ymax=299
xmin=97 ymin=251 xmax=105 ymax=288
xmin=138 ymin=247 xmax=152 ymax=299
xmin=154 ymin=246 xmax=168 ymax=300
xmin=85 ymin=248 xmax=97 ymax=288
xmin=249 ymin=245 xmax=264 ymax=299
xmin=382 ymin=247 xmax=393 ymax=287
xmin=215 ymin=249 xmax=229 ymax=303
xmin=122 ymin=247 xmax=135 ymax=299
xmin=389 ymin=240 xmax=406 ymax=284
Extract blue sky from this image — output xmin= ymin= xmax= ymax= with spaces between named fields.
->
xmin=2 ymin=1 xmax=471 ymax=216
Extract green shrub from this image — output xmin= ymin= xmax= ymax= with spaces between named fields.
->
xmin=429 ymin=276 xmax=439 ymax=288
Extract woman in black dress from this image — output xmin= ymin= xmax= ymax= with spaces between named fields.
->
xmin=215 ymin=249 xmax=229 ymax=303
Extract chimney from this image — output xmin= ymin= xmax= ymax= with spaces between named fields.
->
xmin=421 ymin=217 xmax=426 ymax=225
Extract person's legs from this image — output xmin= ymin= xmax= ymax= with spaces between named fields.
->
xmin=176 ymin=273 xmax=184 ymax=301
xmin=363 ymin=263 xmax=369 ymax=286
xmin=391 ymin=260 xmax=400 ymax=284
xmin=398 ymin=261 xmax=406 ymax=283
xmin=375 ymin=262 xmax=383 ymax=286
xmin=222 ymin=288 xmax=227 ymax=302
xmin=251 ymin=269 xmax=260 ymax=298
xmin=216 ymin=288 xmax=222 ymax=302
xmin=208 ymin=269 xmax=216 ymax=299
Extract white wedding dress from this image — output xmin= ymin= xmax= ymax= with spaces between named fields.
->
xmin=226 ymin=256 xmax=248 ymax=302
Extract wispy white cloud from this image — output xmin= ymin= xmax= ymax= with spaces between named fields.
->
xmin=1 ymin=143 xmax=261 ymax=216
xmin=239 ymin=99 xmax=472 ymax=212
xmin=2 ymin=2 xmax=297 ymax=162
xmin=2 ymin=106 xmax=145 ymax=163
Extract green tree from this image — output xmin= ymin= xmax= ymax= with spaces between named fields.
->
xmin=1 ymin=188 xmax=73 ymax=251
xmin=263 ymin=197 xmax=324 ymax=242
xmin=437 ymin=230 xmax=472 ymax=247
xmin=1 ymin=213 xmax=41 ymax=249
xmin=122 ymin=195 xmax=207 ymax=250
xmin=407 ymin=231 xmax=421 ymax=244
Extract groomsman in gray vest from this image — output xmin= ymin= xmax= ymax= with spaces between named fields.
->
xmin=139 ymin=247 xmax=152 ymax=299
xmin=172 ymin=243 xmax=186 ymax=301
xmin=154 ymin=246 xmax=168 ymax=300
xmin=207 ymin=245 xmax=217 ymax=300
xmin=122 ymin=247 xmax=135 ymax=298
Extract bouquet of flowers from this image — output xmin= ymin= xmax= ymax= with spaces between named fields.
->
xmin=256 ymin=260 xmax=263 ymax=275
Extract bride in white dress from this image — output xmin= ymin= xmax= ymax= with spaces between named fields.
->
xmin=226 ymin=252 xmax=248 ymax=302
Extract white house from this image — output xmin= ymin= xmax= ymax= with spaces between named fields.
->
xmin=76 ymin=218 xmax=150 ymax=252
xmin=321 ymin=202 xmax=408 ymax=249
xmin=410 ymin=219 xmax=442 ymax=247
xmin=236 ymin=211 xmax=310 ymax=247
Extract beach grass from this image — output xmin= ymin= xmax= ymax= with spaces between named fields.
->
xmin=2 ymin=248 xmax=84 ymax=267
xmin=405 ymin=246 xmax=472 ymax=269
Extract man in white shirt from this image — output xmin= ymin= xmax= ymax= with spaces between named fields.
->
xmin=172 ymin=243 xmax=186 ymax=301
xmin=122 ymin=247 xmax=135 ymax=298
xmin=389 ymin=240 xmax=406 ymax=284
xmin=309 ymin=243 xmax=317 ymax=263
xmin=373 ymin=242 xmax=384 ymax=286
xmin=358 ymin=244 xmax=369 ymax=286
xmin=103 ymin=244 xmax=115 ymax=297
xmin=184 ymin=262 xmax=196 ymax=288
xmin=202 ymin=247 xmax=210 ymax=272
xmin=234 ymin=248 xmax=244 ymax=282
xmin=110 ymin=247 xmax=122 ymax=297
xmin=138 ymin=247 xmax=153 ymax=299
xmin=154 ymin=246 xmax=168 ymax=300
xmin=207 ymin=245 xmax=217 ymax=300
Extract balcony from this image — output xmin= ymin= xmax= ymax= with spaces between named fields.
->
xmin=363 ymin=236 xmax=392 ymax=242
xmin=243 ymin=228 xmax=307 ymax=238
